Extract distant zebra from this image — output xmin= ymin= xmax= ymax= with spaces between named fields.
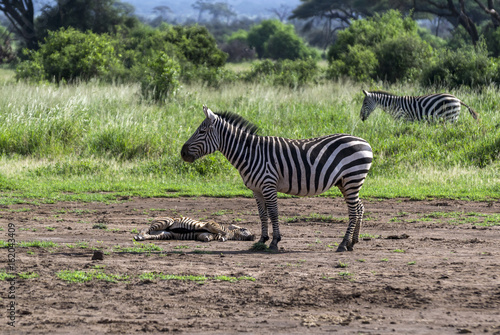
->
xmin=360 ymin=90 xmax=478 ymax=122
xmin=181 ymin=106 xmax=373 ymax=252
xmin=134 ymin=217 xmax=255 ymax=242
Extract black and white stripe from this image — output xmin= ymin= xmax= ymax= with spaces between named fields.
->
xmin=134 ymin=217 xmax=255 ymax=242
xmin=360 ymin=90 xmax=478 ymax=122
xmin=181 ymin=106 xmax=373 ymax=252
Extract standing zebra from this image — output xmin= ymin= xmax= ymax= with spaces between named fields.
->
xmin=181 ymin=106 xmax=373 ymax=252
xmin=360 ymin=90 xmax=478 ymax=122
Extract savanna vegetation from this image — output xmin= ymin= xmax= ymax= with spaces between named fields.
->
xmin=0 ymin=1 xmax=498 ymax=204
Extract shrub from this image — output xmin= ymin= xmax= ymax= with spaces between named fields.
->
xmin=421 ymin=41 xmax=496 ymax=88
xmin=247 ymin=19 xmax=316 ymax=60
xmin=16 ymin=27 xmax=120 ymax=83
xmin=245 ymin=58 xmax=318 ymax=88
xmin=327 ymin=10 xmax=433 ymax=83
xmin=376 ymin=35 xmax=432 ymax=83
xmin=141 ymin=52 xmax=180 ymax=101
xmin=327 ymin=45 xmax=378 ymax=82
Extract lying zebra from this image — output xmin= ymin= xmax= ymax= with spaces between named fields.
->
xmin=133 ymin=217 xmax=255 ymax=242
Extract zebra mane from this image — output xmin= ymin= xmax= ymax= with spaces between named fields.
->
xmin=215 ymin=111 xmax=259 ymax=135
xmin=369 ymin=90 xmax=399 ymax=96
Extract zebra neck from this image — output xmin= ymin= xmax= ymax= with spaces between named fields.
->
xmin=218 ymin=124 xmax=260 ymax=170
xmin=376 ymin=95 xmax=400 ymax=114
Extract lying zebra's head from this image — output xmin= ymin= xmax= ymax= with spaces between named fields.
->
xmin=181 ymin=106 xmax=219 ymax=163
xmin=227 ymin=224 xmax=255 ymax=241
xmin=360 ymin=90 xmax=377 ymax=121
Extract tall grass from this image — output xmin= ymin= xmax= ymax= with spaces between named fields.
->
xmin=0 ymin=72 xmax=498 ymax=202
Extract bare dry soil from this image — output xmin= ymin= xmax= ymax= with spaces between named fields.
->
xmin=1 ymin=197 xmax=499 ymax=334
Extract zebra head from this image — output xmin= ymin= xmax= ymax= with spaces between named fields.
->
xmin=360 ymin=90 xmax=377 ymax=121
xmin=227 ymin=224 xmax=255 ymax=241
xmin=181 ymin=106 xmax=220 ymax=163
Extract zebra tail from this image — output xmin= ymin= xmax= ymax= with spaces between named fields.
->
xmin=461 ymin=101 xmax=479 ymax=120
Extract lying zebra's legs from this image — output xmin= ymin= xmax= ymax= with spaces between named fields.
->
xmin=253 ymin=191 xmax=270 ymax=244
xmin=134 ymin=231 xmax=174 ymax=241
xmin=196 ymin=232 xmax=215 ymax=242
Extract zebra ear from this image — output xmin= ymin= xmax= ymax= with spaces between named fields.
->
xmin=362 ymin=90 xmax=368 ymax=96
xmin=203 ymin=105 xmax=216 ymax=122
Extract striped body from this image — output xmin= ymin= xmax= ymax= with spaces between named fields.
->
xmin=360 ymin=90 xmax=478 ymax=122
xmin=181 ymin=106 xmax=373 ymax=252
xmin=134 ymin=217 xmax=255 ymax=242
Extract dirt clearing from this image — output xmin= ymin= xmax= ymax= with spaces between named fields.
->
xmin=1 ymin=197 xmax=499 ymax=334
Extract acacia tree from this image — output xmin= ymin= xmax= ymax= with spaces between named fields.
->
xmin=290 ymin=0 xmax=500 ymax=46
xmin=289 ymin=0 xmax=413 ymax=47
xmin=0 ymin=0 xmax=36 ymax=49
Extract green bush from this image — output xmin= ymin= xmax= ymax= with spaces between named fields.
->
xmin=141 ymin=52 xmax=180 ymax=101
xmin=421 ymin=41 xmax=496 ymax=88
xmin=376 ymin=35 xmax=432 ymax=83
xmin=245 ymin=58 xmax=318 ymax=88
xmin=327 ymin=45 xmax=378 ymax=82
xmin=16 ymin=27 xmax=121 ymax=83
xmin=327 ymin=10 xmax=433 ymax=83
xmin=247 ymin=19 xmax=316 ymax=60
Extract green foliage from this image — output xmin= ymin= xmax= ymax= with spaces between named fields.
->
xmin=328 ymin=45 xmax=378 ymax=82
xmin=35 ymin=0 xmax=138 ymax=40
xmin=376 ymin=34 xmax=432 ymax=83
xmin=0 ymin=77 xmax=499 ymax=202
xmin=245 ymin=58 xmax=318 ymax=87
xmin=421 ymin=41 xmax=497 ymax=88
xmin=16 ymin=27 xmax=120 ymax=83
xmin=163 ymin=25 xmax=227 ymax=68
xmin=247 ymin=19 xmax=316 ymax=60
xmin=141 ymin=52 xmax=180 ymax=101
xmin=57 ymin=270 xmax=130 ymax=283
xmin=327 ymin=10 xmax=433 ymax=83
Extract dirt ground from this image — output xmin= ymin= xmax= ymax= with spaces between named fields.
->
xmin=1 ymin=196 xmax=499 ymax=334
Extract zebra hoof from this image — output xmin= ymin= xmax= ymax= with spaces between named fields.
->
xmin=133 ymin=235 xmax=144 ymax=241
xmin=269 ymin=243 xmax=279 ymax=252
xmin=258 ymin=236 xmax=269 ymax=243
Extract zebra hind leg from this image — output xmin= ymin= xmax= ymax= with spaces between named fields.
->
xmin=337 ymin=195 xmax=363 ymax=252
xmin=253 ymin=191 xmax=270 ymax=244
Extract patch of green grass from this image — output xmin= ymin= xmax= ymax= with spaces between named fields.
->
xmin=393 ymin=249 xmax=406 ymax=253
xmin=250 ymin=242 xmax=269 ymax=251
xmin=173 ymin=245 xmax=190 ymax=249
xmin=0 ymin=78 xmax=497 ymax=203
xmin=46 ymin=226 xmax=56 ymax=231
xmin=1 ymin=240 xmax=60 ymax=248
xmin=336 ymin=261 xmax=349 ymax=268
xmin=138 ymin=272 xmax=255 ymax=283
xmin=0 ymin=271 xmax=16 ymax=280
xmin=338 ymin=271 xmax=354 ymax=279
xmin=359 ymin=233 xmax=380 ymax=239
xmin=18 ymin=272 xmax=39 ymax=279
xmin=92 ymin=223 xmax=107 ymax=230
xmin=113 ymin=242 xmax=162 ymax=253
xmin=193 ymin=249 xmax=212 ymax=254
xmin=66 ymin=241 xmax=90 ymax=249
xmin=284 ymin=213 xmax=347 ymax=224
xmin=57 ymin=270 xmax=130 ymax=283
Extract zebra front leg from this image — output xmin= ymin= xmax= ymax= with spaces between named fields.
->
xmin=337 ymin=198 xmax=361 ymax=252
xmin=351 ymin=200 xmax=364 ymax=247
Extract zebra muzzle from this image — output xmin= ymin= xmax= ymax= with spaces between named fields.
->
xmin=180 ymin=145 xmax=195 ymax=163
